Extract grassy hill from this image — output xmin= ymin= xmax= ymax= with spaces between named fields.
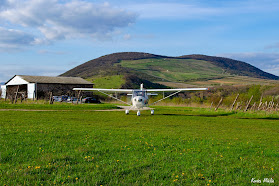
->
xmin=61 ymin=52 xmax=279 ymax=88
xmin=119 ymin=58 xmax=226 ymax=82
xmin=180 ymin=54 xmax=279 ymax=80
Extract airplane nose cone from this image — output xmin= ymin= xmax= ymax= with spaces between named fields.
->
xmin=134 ymin=97 xmax=142 ymax=102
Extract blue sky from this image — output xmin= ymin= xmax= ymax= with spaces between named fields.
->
xmin=1 ymin=0 xmax=279 ymax=82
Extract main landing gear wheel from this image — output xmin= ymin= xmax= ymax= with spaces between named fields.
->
xmin=137 ymin=111 xmax=141 ymax=116
xmin=125 ymin=110 xmax=129 ymax=115
xmin=151 ymin=110 xmax=154 ymax=115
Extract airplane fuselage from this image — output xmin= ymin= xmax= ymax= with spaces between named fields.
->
xmin=131 ymin=90 xmax=148 ymax=109
xmin=132 ymin=95 xmax=148 ymax=109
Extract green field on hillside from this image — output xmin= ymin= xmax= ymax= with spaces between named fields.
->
xmin=192 ymin=76 xmax=279 ymax=86
xmin=0 ymin=103 xmax=278 ymax=185
xmin=120 ymin=58 xmax=227 ymax=82
xmin=87 ymin=75 xmax=125 ymax=89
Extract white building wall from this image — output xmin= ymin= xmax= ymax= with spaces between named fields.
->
xmin=6 ymin=76 xmax=29 ymax=85
xmin=1 ymin=85 xmax=6 ymax=99
xmin=27 ymin=83 xmax=36 ymax=99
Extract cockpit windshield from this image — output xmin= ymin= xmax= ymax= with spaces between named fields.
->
xmin=133 ymin=90 xmax=147 ymax=97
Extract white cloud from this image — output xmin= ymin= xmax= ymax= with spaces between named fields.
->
xmin=0 ymin=27 xmax=36 ymax=50
xmin=0 ymin=0 xmax=136 ymax=49
xmin=219 ymin=52 xmax=279 ymax=76
xmin=265 ymin=42 xmax=279 ymax=49
xmin=123 ymin=0 xmax=279 ymax=20
xmin=0 ymin=64 xmax=68 ymax=82
xmin=37 ymin=49 xmax=66 ymax=55
xmin=123 ymin=34 xmax=131 ymax=40
xmin=125 ymin=3 xmax=221 ymax=19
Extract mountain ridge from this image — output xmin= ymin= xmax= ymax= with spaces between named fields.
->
xmin=61 ymin=52 xmax=279 ymax=88
xmin=61 ymin=52 xmax=167 ymax=78
xmin=179 ymin=54 xmax=278 ymax=80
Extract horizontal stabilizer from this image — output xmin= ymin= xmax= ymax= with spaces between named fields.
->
xmin=147 ymin=93 xmax=158 ymax=96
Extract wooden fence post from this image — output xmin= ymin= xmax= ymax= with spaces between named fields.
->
xmin=10 ymin=95 xmax=14 ymax=104
xmin=250 ymin=102 xmax=256 ymax=111
xmin=215 ymin=97 xmax=223 ymax=111
xmin=20 ymin=93 xmax=24 ymax=103
xmin=49 ymin=92 xmax=53 ymax=104
xmin=244 ymin=95 xmax=253 ymax=112
xmin=257 ymin=95 xmax=263 ymax=110
xmin=267 ymin=100 xmax=275 ymax=111
xmin=257 ymin=102 xmax=262 ymax=110
xmin=210 ymin=102 xmax=213 ymax=109
xmin=262 ymin=101 xmax=268 ymax=110
xmin=271 ymin=102 xmax=275 ymax=110
xmin=259 ymin=95 xmax=263 ymax=103
xmin=77 ymin=90 xmax=81 ymax=104
xmin=235 ymin=102 xmax=240 ymax=110
xmin=14 ymin=85 xmax=20 ymax=104
xmin=230 ymin=94 xmax=239 ymax=111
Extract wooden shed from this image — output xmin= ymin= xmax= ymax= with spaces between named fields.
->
xmin=1 ymin=75 xmax=93 ymax=100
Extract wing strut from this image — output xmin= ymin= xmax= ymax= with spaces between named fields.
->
xmin=98 ymin=90 xmax=132 ymax=106
xmin=149 ymin=90 xmax=182 ymax=106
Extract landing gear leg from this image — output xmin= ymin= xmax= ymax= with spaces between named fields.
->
xmin=125 ymin=110 xmax=129 ymax=115
xmin=137 ymin=110 xmax=141 ymax=116
xmin=151 ymin=110 xmax=154 ymax=115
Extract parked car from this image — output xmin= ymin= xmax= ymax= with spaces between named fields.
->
xmin=52 ymin=95 xmax=68 ymax=102
xmin=61 ymin=95 xmax=68 ymax=102
xmin=52 ymin=96 xmax=61 ymax=102
xmin=82 ymin=97 xmax=101 ymax=103
xmin=67 ymin=97 xmax=77 ymax=102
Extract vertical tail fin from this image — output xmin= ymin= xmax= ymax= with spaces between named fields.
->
xmin=140 ymin=83 xmax=144 ymax=90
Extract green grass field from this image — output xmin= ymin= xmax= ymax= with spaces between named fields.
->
xmin=0 ymin=103 xmax=278 ymax=185
xmin=120 ymin=58 xmax=226 ymax=82
xmin=86 ymin=75 xmax=125 ymax=89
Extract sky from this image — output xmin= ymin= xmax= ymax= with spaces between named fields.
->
xmin=1 ymin=0 xmax=279 ymax=82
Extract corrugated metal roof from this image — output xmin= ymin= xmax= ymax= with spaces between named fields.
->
xmin=16 ymin=75 xmax=93 ymax=85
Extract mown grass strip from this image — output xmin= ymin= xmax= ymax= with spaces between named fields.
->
xmin=0 ymin=101 xmax=118 ymax=111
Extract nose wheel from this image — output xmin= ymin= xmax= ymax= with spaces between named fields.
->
xmin=151 ymin=110 xmax=154 ymax=115
xmin=137 ymin=110 xmax=141 ymax=116
xmin=125 ymin=110 xmax=129 ymax=115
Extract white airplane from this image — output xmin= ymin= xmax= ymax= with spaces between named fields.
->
xmin=73 ymin=84 xmax=208 ymax=116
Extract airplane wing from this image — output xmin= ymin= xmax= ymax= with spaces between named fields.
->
xmin=147 ymin=87 xmax=208 ymax=105
xmin=146 ymin=88 xmax=208 ymax=92
xmin=73 ymin=88 xmax=133 ymax=93
xmin=73 ymin=87 xmax=208 ymax=92
xmin=73 ymin=86 xmax=208 ymax=106
xmin=73 ymin=88 xmax=133 ymax=106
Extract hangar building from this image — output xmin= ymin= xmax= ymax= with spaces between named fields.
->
xmin=1 ymin=75 xmax=93 ymax=100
